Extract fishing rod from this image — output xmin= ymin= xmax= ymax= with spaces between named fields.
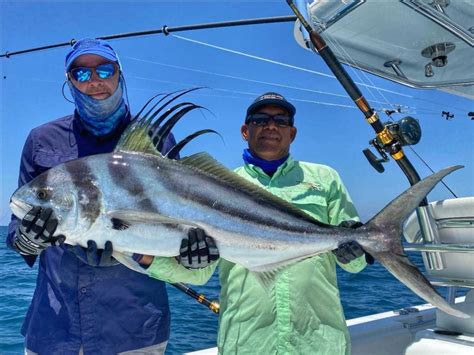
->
xmin=0 ymin=15 xmax=296 ymax=59
xmin=172 ymin=283 xmax=220 ymax=314
xmin=286 ymin=1 xmax=426 ymax=204
xmin=285 ymin=1 xmax=462 ymax=272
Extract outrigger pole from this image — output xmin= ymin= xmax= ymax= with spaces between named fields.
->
xmin=0 ymin=16 xmax=296 ymax=58
xmin=286 ymin=1 xmax=425 ymax=200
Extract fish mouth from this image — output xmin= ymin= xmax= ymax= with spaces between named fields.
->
xmin=9 ymin=197 xmax=33 ymax=220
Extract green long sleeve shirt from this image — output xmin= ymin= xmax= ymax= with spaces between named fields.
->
xmin=148 ymin=156 xmax=366 ymax=354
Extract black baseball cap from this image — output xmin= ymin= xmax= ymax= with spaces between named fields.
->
xmin=245 ymin=92 xmax=296 ymax=123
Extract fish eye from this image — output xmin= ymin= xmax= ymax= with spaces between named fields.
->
xmin=36 ymin=189 xmax=49 ymax=200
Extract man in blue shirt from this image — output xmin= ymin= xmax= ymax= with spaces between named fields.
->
xmin=7 ymin=38 xmax=188 ymax=354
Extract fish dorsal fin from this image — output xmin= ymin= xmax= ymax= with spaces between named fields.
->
xmin=115 ymin=121 xmax=160 ymax=155
xmin=181 ymin=152 xmax=327 ymax=226
xmin=115 ymin=88 xmax=214 ymax=157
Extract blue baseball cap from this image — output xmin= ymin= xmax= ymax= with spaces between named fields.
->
xmin=246 ymin=92 xmax=296 ymax=123
xmin=65 ymin=38 xmax=120 ymax=71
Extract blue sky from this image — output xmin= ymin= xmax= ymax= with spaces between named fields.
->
xmin=1 ymin=1 xmax=473 ymax=226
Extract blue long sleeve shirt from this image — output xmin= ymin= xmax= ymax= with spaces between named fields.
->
xmin=7 ymin=112 xmax=176 ymax=354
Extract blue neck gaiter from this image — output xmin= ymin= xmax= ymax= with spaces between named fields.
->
xmin=242 ymin=149 xmax=289 ymax=176
xmin=68 ymin=77 xmax=127 ymax=136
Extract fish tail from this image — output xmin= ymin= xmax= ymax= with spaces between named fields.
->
xmin=363 ymin=165 xmax=469 ymax=318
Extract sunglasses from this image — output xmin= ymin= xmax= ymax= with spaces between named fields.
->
xmin=246 ymin=113 xmax=293 ymax=127
xmin=69 ymin=63 xmax=117 ymax=82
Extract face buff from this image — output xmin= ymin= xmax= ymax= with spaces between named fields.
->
xmin=68 ymin=77 xmax=127 ymax=136
xmin=242 ymin=148 xmax=289 ymax=176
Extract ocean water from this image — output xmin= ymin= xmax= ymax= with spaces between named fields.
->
xmin=0 ymin=225 xmax=447 ymax=354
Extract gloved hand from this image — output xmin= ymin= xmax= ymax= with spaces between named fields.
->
xmin=68 ymin=240 xmax=119 ymax=267
xmin=333 ymin=220 xmax=374 ymax=264
xmin=333 ymin=241 xmax=366 ymax=264
xmin=177 ymin=228 xmax=219 ymax=269
xmin=14 ymin=206 xmax=63 ymax=255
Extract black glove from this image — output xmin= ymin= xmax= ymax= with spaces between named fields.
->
xmin=68 ymin=240 xmax=119 ymax=267
xmin=333 ymin=221 xmax=374 ymax=264
xmin=177 ymin=228 xmax=219 ymax=269
xmin=14 ymin=206 xmax=63 ymax=256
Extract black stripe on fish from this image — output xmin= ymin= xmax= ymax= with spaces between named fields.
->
xmin=107 ymin=155 xmax=157 ymax=212
xmin=159 ymin=164 xmax=316 ymax=234
xmin=64 ymin=159 xmax=102 ymax=225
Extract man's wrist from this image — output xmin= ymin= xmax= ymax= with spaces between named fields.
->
xmin=139 ymin=255 xmax=154 ymax=266
xmin=132 ymin=253 xmax=154 ymax=267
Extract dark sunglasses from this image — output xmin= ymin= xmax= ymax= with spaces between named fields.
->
xmin=69 ymin=63 xmax=117 ymax=82
xmin=246 ymin=113 xmax=293 ymax=127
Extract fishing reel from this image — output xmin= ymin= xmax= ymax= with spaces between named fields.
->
xmin=363 ymin=116 xmax=422 ymax=173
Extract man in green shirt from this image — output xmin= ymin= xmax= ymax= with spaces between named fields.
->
xmin=139 ymin=92 xmax=371 ymax=354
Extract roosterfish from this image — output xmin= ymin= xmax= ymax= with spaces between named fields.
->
xmin=9 ymin=89 xmax=468 ymax=318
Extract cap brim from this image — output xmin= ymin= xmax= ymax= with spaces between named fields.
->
xmin=247 ymin=99 xmax=296 ymax=117
xmin=66 ymin=49 xmax=118 ymax=71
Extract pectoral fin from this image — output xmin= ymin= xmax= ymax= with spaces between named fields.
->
xmin=252 ymin=270 xmax=280 ymax=291
xmin=108 ymin=210 xmax=198 ymax=229
xmin=250 ymin=255 xmax=317 ymax=291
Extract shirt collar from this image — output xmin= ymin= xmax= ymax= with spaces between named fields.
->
xmin=244 ymin=155 xmax=295 ymax=179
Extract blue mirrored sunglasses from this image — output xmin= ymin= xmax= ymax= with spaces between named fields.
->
xmin=246 ymin=113 xmax=293 ymax=127
xmin=70 ymin=63 xmax=117 ymax=82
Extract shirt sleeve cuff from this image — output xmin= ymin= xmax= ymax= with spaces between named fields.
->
xmin=147 ymin=256 xmax=217 ymax=285
xmin=337 ymin=254 xmax=367 ymax=273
